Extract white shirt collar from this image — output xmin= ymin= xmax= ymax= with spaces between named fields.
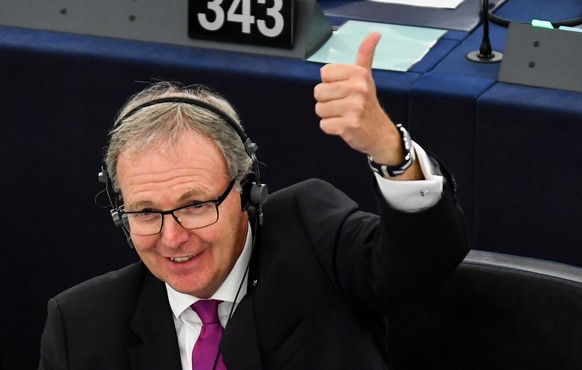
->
xmin=165 ymin=222 xmax=253 ymax=319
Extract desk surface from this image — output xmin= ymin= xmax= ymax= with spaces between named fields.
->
xmin=321 ymin=0 xmax=505 ymax=32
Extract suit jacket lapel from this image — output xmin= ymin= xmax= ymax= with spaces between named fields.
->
xmin=221 ymin=293 xmax=263 ymax=370
xmin=127 ymin=272 xmax=182 ymax=370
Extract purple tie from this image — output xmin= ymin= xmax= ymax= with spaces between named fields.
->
xmin=191 ymin=299 xmax=227 ymax=370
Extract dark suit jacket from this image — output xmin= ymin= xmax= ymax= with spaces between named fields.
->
xmin=39 ymin=177 xmax=469 ymax=369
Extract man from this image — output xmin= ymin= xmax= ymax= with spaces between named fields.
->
xmin=39 ymin=33 xmax=469 ymax=369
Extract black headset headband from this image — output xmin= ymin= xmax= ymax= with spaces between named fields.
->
xmin=115 ymin=96 xmax=258 ymax=158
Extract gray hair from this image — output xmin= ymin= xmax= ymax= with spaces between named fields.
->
xmin=104 ymin=81 xmax=253 ymax=193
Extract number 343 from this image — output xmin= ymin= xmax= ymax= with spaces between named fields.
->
xmin=197 ymin=0 xmax=286 ymax=38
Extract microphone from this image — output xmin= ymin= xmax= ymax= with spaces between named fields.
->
xmin=466 ymin=0 xmax=503 ymax=63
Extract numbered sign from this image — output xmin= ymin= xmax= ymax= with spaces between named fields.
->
xmin=188 ymin=0 xmax=294 ymax=48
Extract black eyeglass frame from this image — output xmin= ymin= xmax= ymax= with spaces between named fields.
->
xmin=119 ymin=178 xmax=237 ymax=236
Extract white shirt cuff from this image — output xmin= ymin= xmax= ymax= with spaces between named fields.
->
xmin=374 ymin=142 xmax=443 ymax=212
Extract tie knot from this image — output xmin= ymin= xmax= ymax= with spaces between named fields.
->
xmin=191 ymin=299 xmax=221 ymax=325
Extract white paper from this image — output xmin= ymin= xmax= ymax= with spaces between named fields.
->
xmin=368 ymin=0 xmax=464 ymax=9
xmin=307 ymin=21 xmax=447 ymax=72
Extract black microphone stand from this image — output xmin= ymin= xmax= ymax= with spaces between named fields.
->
xmin=466 ymin=0 xmax=503 ymax=63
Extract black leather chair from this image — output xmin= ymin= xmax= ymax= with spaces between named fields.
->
xmin=389 ymin=250 xmax=582 ymax=370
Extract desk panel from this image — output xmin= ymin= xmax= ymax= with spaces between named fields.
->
xmin=475 ymin=83 xmax=582 ymax=266
xmin=414 ymin=0 xmax=582 ymax=263
xmin=469 ymin=0 xmax=582 ymax=265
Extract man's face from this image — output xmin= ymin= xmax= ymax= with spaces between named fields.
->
xmin=116 ymin=130 xmax=248 ymax=298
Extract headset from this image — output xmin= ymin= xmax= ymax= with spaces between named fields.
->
xmin=98 ymin=96 xmax=269 ymax=248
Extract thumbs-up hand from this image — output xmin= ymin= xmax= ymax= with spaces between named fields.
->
xmin=314 ymin=33 xmax=422 ymax=180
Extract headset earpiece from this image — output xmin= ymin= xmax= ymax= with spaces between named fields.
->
xmin=110 ymin=209 xmax=123 ymax=228
xmin=240 ymin=172 xmax=257 ymax=209
xmin=98 ymin=167 xmax=125 ymax=228
xmin=240 ymin=171 xmax=268 ymax=227
xmin=249 ymin=183 xmax=268 ymax=209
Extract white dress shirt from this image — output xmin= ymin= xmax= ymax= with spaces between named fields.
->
xmin=166 ymin=141 xmax=443 ymax=369
xmin=166 ymin=227 xmax=252 ymax=370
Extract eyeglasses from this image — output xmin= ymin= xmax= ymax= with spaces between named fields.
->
xmin=119 ymin=178 xmax=236 ymax=236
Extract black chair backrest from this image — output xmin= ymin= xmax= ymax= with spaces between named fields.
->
xmin=389 ymin=250 xmax=582 ymax=370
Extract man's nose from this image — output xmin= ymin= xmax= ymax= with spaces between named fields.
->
xmin=160 ymin=213 xmax=189 ymax=247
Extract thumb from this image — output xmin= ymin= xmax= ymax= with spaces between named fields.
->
xmin=355 ymin=32 xmax=381 ymax=70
